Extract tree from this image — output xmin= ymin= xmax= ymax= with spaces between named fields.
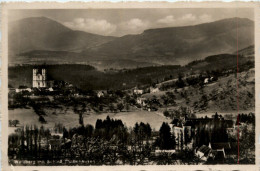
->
xmin=156 ymin=122 xmax=175 ymax=150
xmin=176 ymin=74 xmax=185 ymax=88
xmin=12 ymin=120 xmax=20 ymax=127
xmin=239 ymin=125 xmax=255 ymax=163
xmin=9 ymin=120 xmax=13 ymax=127
xmin=73 ymin=102 xmax=86 ymax=126
xmin=117 ymin=103 xmax=124 ymax=112
xmin=125 ymin=103 xmax=130 ymax=112
xmin=109 ymin=104 xmax=116 ymax=113
xmin=39 ymin=116 xmax=47 ymax=124
xmin=95 ymin=119 xmax=103 ymax=129
xmin=163 ymin=110 xmax=170 ymax=117
xmin=180 ymin=130 xmax=184 ymax=151
xmin=63 ymin=127 xmax=69 ymax=139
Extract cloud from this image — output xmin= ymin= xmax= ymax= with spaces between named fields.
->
xmin=157 ymin=15 xmax=176 ymax=24
xmin=64 ymin=14 xmax=214 ymax=36
xmin=157 ymin=14 xmax=213 ymax=27
xmin=180 ymin=13 xmax=196 ymax=21
xmin=119 ymin=18 xmax=150 ymax=34
xmin=64 ymin=18 xmax=117 ymax=36
xmin=199 ymin=14 xmax=213 ymax=23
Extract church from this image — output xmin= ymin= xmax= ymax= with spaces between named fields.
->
xmin=33 ymin=68 xmax=47 ymax=88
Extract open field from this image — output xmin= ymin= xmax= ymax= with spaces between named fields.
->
xmin=9 ymin=106 xmax=253 ymax=135
xmin=9 ymin=108 xmax=171 ymax=134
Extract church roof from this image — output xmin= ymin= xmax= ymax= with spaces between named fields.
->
xmin=198 ymin=145 xmax=211 ymax=156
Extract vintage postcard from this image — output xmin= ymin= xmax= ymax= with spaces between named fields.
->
xmin=1 ymin=2 xmax=260 ymax=170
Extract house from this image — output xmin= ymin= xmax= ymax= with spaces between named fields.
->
xmin=15 ymin=87 xmax=32 ymax=93
xmin=134 ymin=89 xmax=144 ymax=95
xmin=150 ymin=87 xmax=159 ymax=93
xmin=196 ymin=145 xmax=212 ymax=161
xmin=204 ymin=78 xmax=209 ymax=84
xmin=183 ymin=120 xmax=194 ymax=139
xmin=51 ymin=132 xmax=63 ymax=137
xmin=171 ymin=125 xmax=185 ymax=148
xmin=137 ymin=97 xmax=147 ymax=106
xmin=97 ymin=91 xmax=105 ymax=98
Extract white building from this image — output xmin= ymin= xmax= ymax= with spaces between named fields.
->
xmin=15 ymin=88 xmax=32 ymax=93
xmin=133 ymin=89 xmax=144 ymax=95
xmin=137 ymin=97 xmax=147 ymax=106
xmin=204 ymin=78 xmax=209 ymax=84
xmin=97 ymin=91 xmax=105 ymax=98
xmin=33 ymin=68 xmax=47 ymax=88
xmin=150 ymin=87 xmax=159 ymax=93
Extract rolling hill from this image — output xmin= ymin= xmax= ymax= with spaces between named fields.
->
xmin=9 ymin=17 xmax=254 ymax=68
xmin=86 ymin=18 xmax=253 ymax=65
xmin=8 ymin=17 xmax=115 ymax=63
xmin=8 ymin=45 xmax=254 ymax=90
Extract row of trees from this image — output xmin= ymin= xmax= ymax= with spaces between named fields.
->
xmin=8 ymin=117 xmax=195 ymax=165
xmin=160 ymin=70 xmax=220 ymax=91
xmin=8 ymin=112 xmax=256 ymax=165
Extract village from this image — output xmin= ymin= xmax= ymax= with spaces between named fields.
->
xmin=7 ymin=67 xmax=255 ymax=165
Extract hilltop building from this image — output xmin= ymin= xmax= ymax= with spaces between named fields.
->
xmin=33 ymin=68 xmax=47 ymax=88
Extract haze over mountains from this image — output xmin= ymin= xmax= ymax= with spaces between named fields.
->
xmin=9 ymin=17 xmax=254 ymax=69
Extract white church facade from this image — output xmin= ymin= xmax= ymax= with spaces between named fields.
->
xmin=33 ymin=68 xmax=47 ymax=88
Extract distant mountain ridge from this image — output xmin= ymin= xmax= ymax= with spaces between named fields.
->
xmin=87 ymin=17 xmax=253 ymax=65
xmin=8 ymin=17 xmax=115 ymax=62
xmin=9 ymin=17 xmax=254 ymax=68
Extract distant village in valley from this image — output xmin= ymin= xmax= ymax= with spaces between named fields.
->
xmin=7 ymin=9 xmax=255 ymax=166
xmin=8 ymin=62 xmax=255 ymax=165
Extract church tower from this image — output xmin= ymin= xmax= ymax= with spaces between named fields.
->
xmin=33 ymin=69 xmax=38 ymax=88
xmin=32 ymin=68 xmax=47 ymax=88
xmin=42 ymin=69 xmax=46 ymax=87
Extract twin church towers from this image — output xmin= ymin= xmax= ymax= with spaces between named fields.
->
xmin=32 ymin=68 xmax=47 ymax=88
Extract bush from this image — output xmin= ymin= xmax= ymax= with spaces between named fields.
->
xmin=39 ymin=116 xmax=47 ymax=124
xmin=163 ymin=110 xmax=170 ymax=117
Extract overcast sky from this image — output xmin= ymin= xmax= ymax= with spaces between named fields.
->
xmin=9 ymin=8 xmax=254 ymax=37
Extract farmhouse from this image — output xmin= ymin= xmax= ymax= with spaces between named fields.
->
xmin=137 ymin=97 xmax=147 ymax=106
xmin=97 ymin=91 xmax=105 ymax=98
xmin=204 ymin=78 xmax=209 ymax=84
xmin=133 ymin=87 xmax=144 ymax=95
xmin=150 ymin=87 xmax=159 ymax=93
xmin=15 ymin=86 xmax=32 ymax=93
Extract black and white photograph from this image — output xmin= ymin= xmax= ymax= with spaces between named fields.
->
xmin=3 ymin=4 xmax=257 ymax=168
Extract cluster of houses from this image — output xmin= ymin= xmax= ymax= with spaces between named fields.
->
xmin=203 ymin=76 xmax=215 ymax=84
xmin=9 ymin=68 xmax=78 ymax=96
xmin=169 ymin=113 xmax=238 ymax=162
xmin=133 ymin=86 xmax=160 ymax=95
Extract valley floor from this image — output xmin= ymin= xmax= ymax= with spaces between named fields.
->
xmin=9 ymin=108 xmax=172 ymax=134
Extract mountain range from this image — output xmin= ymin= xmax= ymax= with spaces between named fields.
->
xmin=9 ymin=17 xmax=254 ymax=69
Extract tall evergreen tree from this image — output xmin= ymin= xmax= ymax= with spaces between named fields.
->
xmin=157 ymin=122 xmax=175 ymax=150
